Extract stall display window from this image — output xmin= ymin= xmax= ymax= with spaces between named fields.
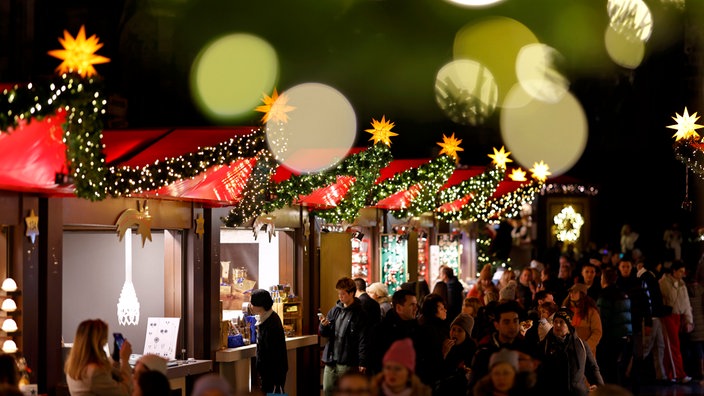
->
xmin=380 ymin=234 xmax=408 ymax=295
xmin=418 ymin=231 xmax=429 ymax=284
xmin=436 ymin=233 xmax=461 ymax=278
xmin=351 ymin=234 xmax=371 ymax=283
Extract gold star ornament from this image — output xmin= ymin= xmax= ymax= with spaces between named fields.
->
xmin=530 ymin=161 xmax=551 ymax=182
xmin=437 ymin=133 xmax=464 ymax=161
xmin=255 ymin=89 xmax=296 ymax=124
xmin=47 ymin=25 xmax=110 ymax=78
xmin=488 ymin=146 xmax=513 ymax=169
xmin=667 ymin=107 xmax=704 ymax=141
xmin=508 ymin=168 xmax=527 ymax=182
xmin=365 ymin=116 xmax=398 ymax=146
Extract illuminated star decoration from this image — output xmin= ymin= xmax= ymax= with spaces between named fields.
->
xmin=47 ymin=25 xmax=110 ymax=78
xmin=255 ymin=89 xmax=296 ymax=124
xmin=530 ymin=161 xmax=551 ymax=182
xmin=437 ymin=133 xmax=464 ymax=161
xmin=488 ymin=146 xmax=513 ymax=169
xmin=508 ymin=168 xmax=527 ymax=182
xmin=115 ymin=201 xmax=153 ymax=247
xmin=25 ymin=209 xmax=39 ymax=244
xmin=195 ymin=214 xmax=205 ymax=239
xmin=667 ymin=107 xmax=704 ymax=141
xmin=365 ymin=116 xmax=398 ymax=146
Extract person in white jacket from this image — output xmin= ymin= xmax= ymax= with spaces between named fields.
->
xmin=659 ymin=261 xmax=694 ymax=384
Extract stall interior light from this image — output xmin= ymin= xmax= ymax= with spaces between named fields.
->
xmin=1 ymin=278 xmax=17 ymax=292
xmin=2 ymin=318 xmax=18 ymax=333
xmin=1 ymin=339 xmax=17 ymax=353
xmin=1 ymin=298 xmax=16 ymax=312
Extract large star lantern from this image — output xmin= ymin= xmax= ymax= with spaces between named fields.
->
xmin=488 ymin=146 xmax=513 ymax=169
xmin=508 ymin=168 xmax=527 ymax=182
xmin=47 ymin=25 xmax=110 ymax=78
xmin=529 ymin=161 xmax=551 ymax=182
xmin=667 ymin=107 xmax=704 ymax=141
xmin=255 ymin=89 xmax=295 ymax=124
xmin=365 ymin=116 xmax=398 ymax=146
xmin=437 ymin=133 xmax=464 ymax=161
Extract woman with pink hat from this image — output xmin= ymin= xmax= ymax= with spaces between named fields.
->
xmin=370 ymin=338 xmax=431 ymax=396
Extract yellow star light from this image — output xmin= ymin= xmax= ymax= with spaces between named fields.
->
xmin=437 ymin=133 xmax=464 ymax=161
xmin=530 ymin=161 xmax=551 ymax=182
xmin=255 ymin=89 xmax=296 ymax=124
xmin=667 ymin=107 xmax=704 ymax=141
xmin=365 ymin=116 xmax=398 ymax=146
xmin=488 ymin=146 xmax=513 ymax=169
xmin=508 ymin=168 xmax=527 ymax=182
xmin=47 ymin=25 xmax=110 ymax=78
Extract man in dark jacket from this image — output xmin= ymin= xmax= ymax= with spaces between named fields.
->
xmin=468 ymin=300 xmax=533 ymax=394
xmin=636 ymin=257 xmax=668 ymax=383
xmin=319 ymin=277 xmax=369 ymax=396
xmin=536 ymin=308 xmax=604 ymax=396
xmin=439 ymin=265 xmax=465 ymax=321
xmin=354 ymin=277 xmax=381 ymax=327
xmin=370 ymin=288 xmax=419 ymax=374
xmin=250 ymin=289 xmax=288 ymax=394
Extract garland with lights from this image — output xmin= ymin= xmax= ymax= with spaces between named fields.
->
xmin=221 ymin=149 xmax=278 ymax=227
xmin=0 ymin=73 xmax=108 ymax=200
xmin=263 ymin=143 xmax=393 ymax=224
xmin=436 ymin=166 xmax=505 ymax=222
xmin=668 ymin=107 xmax=704 ymax=178
xmin=106 ymin=128 xmax=266 ymax=197
xmin=482 ymin=181 xmax=544 ymax=221
xmin=371 ymin=155 xmax=456 ymax=218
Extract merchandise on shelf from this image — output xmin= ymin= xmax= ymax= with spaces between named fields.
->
xmin=380 ymin=234 xmax=408 ymax=295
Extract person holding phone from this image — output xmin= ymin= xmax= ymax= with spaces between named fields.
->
xmin=65 ymin=319 xmax=133 ymax=395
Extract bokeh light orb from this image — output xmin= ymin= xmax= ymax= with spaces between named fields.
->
xmin=454 ymin=17 xmax=539 ymax=106
xmin=604 ymin=25 xmax=645 ymax=69
xmin=515 ymin=43 xmax=569 ymax=104
xmin=435 ymin=59 xmax=498 ymax=125
xmin=190 ymin=33 xmax=278 ymax=123
xmin=445 ymin=0 xmax=506 ymax=8
xmin=500 ymin=85 xmax=587 ymax=177
xmin=607 ymin=0 xmax=653 ymax=42
xmin=266 ymin=83 xmax=357 ymax=174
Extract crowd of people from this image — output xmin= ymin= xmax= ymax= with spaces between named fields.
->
xmin=320 ymin=243 xmax=704 ymax=396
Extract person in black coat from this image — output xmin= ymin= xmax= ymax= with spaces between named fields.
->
xmin=354 ymin=277 xmax=381 ymax=328
xmin=249 ymin=289 xmax=288 ymax=393
xmin=536 ymin=308 xmax=603 ymax=396
xmin=439 ymin=265 xmax=465 ymax=321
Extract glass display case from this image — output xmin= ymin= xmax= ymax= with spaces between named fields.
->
xmin=418 ymin=231 xmax=429 ymax=284
xmin=351 ymin=234 xmax=371 ymax=283
xmin=380 ymin=234 xmax=408 ymax=295
xmin=436 ymin=233 xmax=461 ymax=278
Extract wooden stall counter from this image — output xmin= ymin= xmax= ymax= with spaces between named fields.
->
xmin=216 ymin=335 xmax=318 ymax=395
xmin=167 ymin=359 xmax=213 ymax=396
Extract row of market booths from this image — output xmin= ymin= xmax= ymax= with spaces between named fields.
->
xmin=0 ymin=110 xmax=595 ymax=395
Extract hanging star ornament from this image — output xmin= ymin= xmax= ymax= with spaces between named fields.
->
xmin=47 ymin=25 xmax=110 ymax=78
xmin=365 ymin=116 xmax=398 ymax=146
xmin=667 ymin=107 xmax=704 ymax=141
xmin=488 ymin=146 xmax=513 ymax=169
xmin=25 ymin=209 xmax=39 ymax=244
xmin=508 ymin=168 xmax=527 ymax=182
xmin=437 ymin=133 xmax=464 ymax=161
xmin=115 ymin=201 xmax=153 ymax=247
xmin=530 ymin=161 xmax=551 ymax=182
xmin=255 ymin=89 xmax=295 ymax=124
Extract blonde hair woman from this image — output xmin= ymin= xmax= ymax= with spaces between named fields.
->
xmin=367 ymin=282 xmax=393 ymax=318
xmin=65 ymin=319 xmax=133 ymax=395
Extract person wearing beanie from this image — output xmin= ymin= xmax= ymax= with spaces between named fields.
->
xmin=435 ymin=313 xmax=476 ymax=394
xmin=249 ymin=288 xmax=288 ymax=393
xmin=536 ymin=305 xmax=603 ymax=396
xmin=472 ymin=349 xmax=520 ymax=396
xmin=370 ymin=338 xmax=431 ymax=396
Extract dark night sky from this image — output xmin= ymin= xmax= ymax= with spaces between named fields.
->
xmin=3 ymin=0 xmax=704 ymax=253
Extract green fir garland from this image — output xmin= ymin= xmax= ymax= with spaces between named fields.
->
xmin=436 ymin=166 xmax=505 ymax=222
